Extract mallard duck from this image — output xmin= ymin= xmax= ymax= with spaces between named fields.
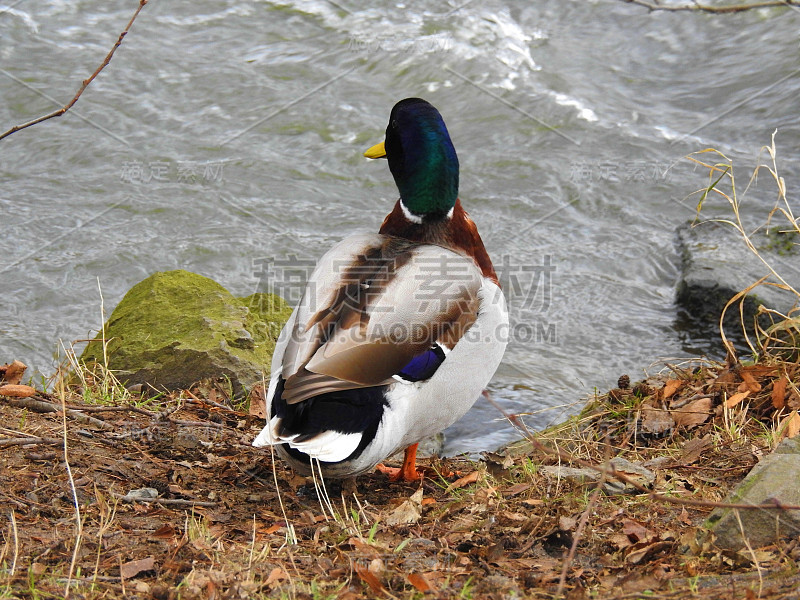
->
xmin=253 ymin=98 xmax=507 ymax=481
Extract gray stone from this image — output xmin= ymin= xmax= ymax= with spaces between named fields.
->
xmin=79 ymin=270 xmax=292 ymax=398
xmin=124 ymin=487 xmax=160 ymax=500
xmin=676 ymin=221 xmax=799 ymax=328
xmin=704 ymin=437 xmax=800 ymax=550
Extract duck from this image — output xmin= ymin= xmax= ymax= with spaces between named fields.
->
xmin=253 ymin=98 xmax=508 ymax=481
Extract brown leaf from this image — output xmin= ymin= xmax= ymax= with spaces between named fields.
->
xmin=265 ymin=567 xmax=287 ymax=587
xmin=738 ymin=369 xmax=762 ymax=393
xmin=151 ymin=524 xmax=177 ymax=540
xmin=503 ymin=482 xmax=531 ymax=496
xmin=772 ymin=376 xmax=788 ymax=409
xmin=444 ymin=470 xmax=480 ymax=493
xmin=678 ymin=435 xmax=711 ymax=466
xmin=625 ymin=541 xmax=673 ymax=564
xmin=609 ymin=533 xmax=633 ymax=550
xmin=407 ymin=572 xmax=433 ymax=593
xmin=0 ymin=384 xmax=36 ymax=398
xmin=742 ymin=365 xmax=777 ymax=378
xmin=622 ymin=519 xmax=654 ymax=543
xmin=120 ymin=556 xmax=155 ymax=579
xmin=559 ymin=516 xmax=577 ymax=531
xmin=713 ymin=370 xmax=738 ymax=387
xmin=355 ymin=564 xmax=385 ymax=594
xmin=725 ymin=390 xmax=751 ymax=408
xmin=661 ymin=378 xmax=684 ymax=400
xmin=672 ymin=397 xmax=712 ymax=428
xmin=248 ymin=384 xmax=267 ymax=419
xmin=0 ymin=360 xmax=27 ymax=385
xmin=641 ymin=402 xmax=675 ymax=435
xmin=385 ymin=487 xmax=423 ymax=526
xmin=779 ymin=410 xmax=800 ymax=440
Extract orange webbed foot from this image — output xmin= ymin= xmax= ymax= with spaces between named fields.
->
xmin=376 ymin=443 xmax=422 ymax=482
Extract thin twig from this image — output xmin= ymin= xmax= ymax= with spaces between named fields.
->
xmin=168 ymin=419 xmax=228 ymax=430
xmin=2 ymin=396 xmax=113 ymax=430
xmin=622 ymin=0 xmax=800 ymax=13
xmin=0 ymin=0 xmax=148 ymax=142
xmin=63 ymin=404 xmax=155 ymax=416
xmin=185 ymin=389 xmax=235 ymax=412
xmin=110 ymin=492 xmax=217 ymax=508
xmin=0 ymin=436 xmax=62 ymax=447
xmin=9 ymin=509 xmax=19 ymax=578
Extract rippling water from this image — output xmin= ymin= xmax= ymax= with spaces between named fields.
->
xmin=2 ymin=0 xmax=799 ymax=454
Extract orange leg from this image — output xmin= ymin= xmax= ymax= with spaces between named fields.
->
xmin=375 ymin=443 xmax=422 ymax=482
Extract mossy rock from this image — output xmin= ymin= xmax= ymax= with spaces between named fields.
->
xmin=80 ymin=270 xmax=293 ymax=398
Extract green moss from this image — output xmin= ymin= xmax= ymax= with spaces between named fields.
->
xmin=80 ymin=270 xmax=292 ymax=397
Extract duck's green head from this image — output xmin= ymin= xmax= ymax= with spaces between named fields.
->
xmin=364 ymin=98 xmax=459 ymax=221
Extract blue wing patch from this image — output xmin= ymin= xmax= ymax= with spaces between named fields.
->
xmin=396 ymin=344 xmax=447 ymax=382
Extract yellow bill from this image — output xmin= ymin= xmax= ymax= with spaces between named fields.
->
xmin=363 ymin=141 xmax=386 ymax=159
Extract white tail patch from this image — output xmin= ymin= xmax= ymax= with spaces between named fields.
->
xmin=253 ymin=417 xmax=362 ymax=463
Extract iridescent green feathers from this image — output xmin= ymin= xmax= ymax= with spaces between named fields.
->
xmin=383 ymin=98 xmax=459 ymax=219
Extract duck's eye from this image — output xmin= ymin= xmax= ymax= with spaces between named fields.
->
xmin=391 ymin=119 xmax=398 ymax=129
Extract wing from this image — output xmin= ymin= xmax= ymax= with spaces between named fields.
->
xmin=279 ymin=232 xmax=483 ymax=404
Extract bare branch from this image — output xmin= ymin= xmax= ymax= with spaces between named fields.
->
xmin=2 ymin=396 xmax=113 ymax=430
xmin=110 ymin=492 xmax=218 ymax=508
xmin=0 ymin=436 xmax=62 ymax=447
xmin=0 ymin=0 xmax=148 ymax=142
xmin=622 ymin=0 xmax=800 ymax=12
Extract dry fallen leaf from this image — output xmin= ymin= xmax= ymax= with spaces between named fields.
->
xmin=625 ymin=541 xmax=672 ymax=565
xmin=265 ymin=567 xmax=287 ymax=587
xmin=609 ymin=533 xmax=633 ymax=550
xmin=677 ymin=435 xmax=712 ymax=466
xmin=772 ymin=376 xmax=788 ymax=409
xmin=444 ymin=470 xmax=480 ymax=493
xmin=264 ymin=523 xmax=284 ymax=535
xmin=738 ymin=369 xmax=762 ymax=393
xmin=151 ymin=524 xmax=177 ymax=540
xmin=0 ymin=384 xmax=36 ymax=398
xmin=385 ymin=487 xmax=423 ymax=526
xmin=502 ymin=482 xmax=531 ymax=496
xmin=407 ymin=572 xmax=433 ymax=593
xmin=725 ymin=390 xmax=751 ymax=408
xmin=120 ymin=556 xmax=155 ymax=579
xmin=622 ymin=519 xmax=654 ymax=543
xmin=248 ymin=384 xmax=267 ymax=419
xmin=672 ymin=397 xmax=712 ymax=428
xmin=0 ymin=360 xmax=27 ymax=385
xmin=355 ymin=563 xmax=385 ymax=594
xmin=559 ymin=516 xmax=577 ymax=531
xmin=778 ymin=410 xmax=800 ymax=440
xmin=661 ymin=378 xmax=684 ymax=400
xmin=641 ymin=402 xmax=675 ymax=435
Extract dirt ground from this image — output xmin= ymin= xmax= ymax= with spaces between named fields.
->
xmin=1 ymin=360 xmax=799 ymax=600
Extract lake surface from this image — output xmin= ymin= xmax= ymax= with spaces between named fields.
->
xmin=2 ymin=0 xmax=799 ymax=454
